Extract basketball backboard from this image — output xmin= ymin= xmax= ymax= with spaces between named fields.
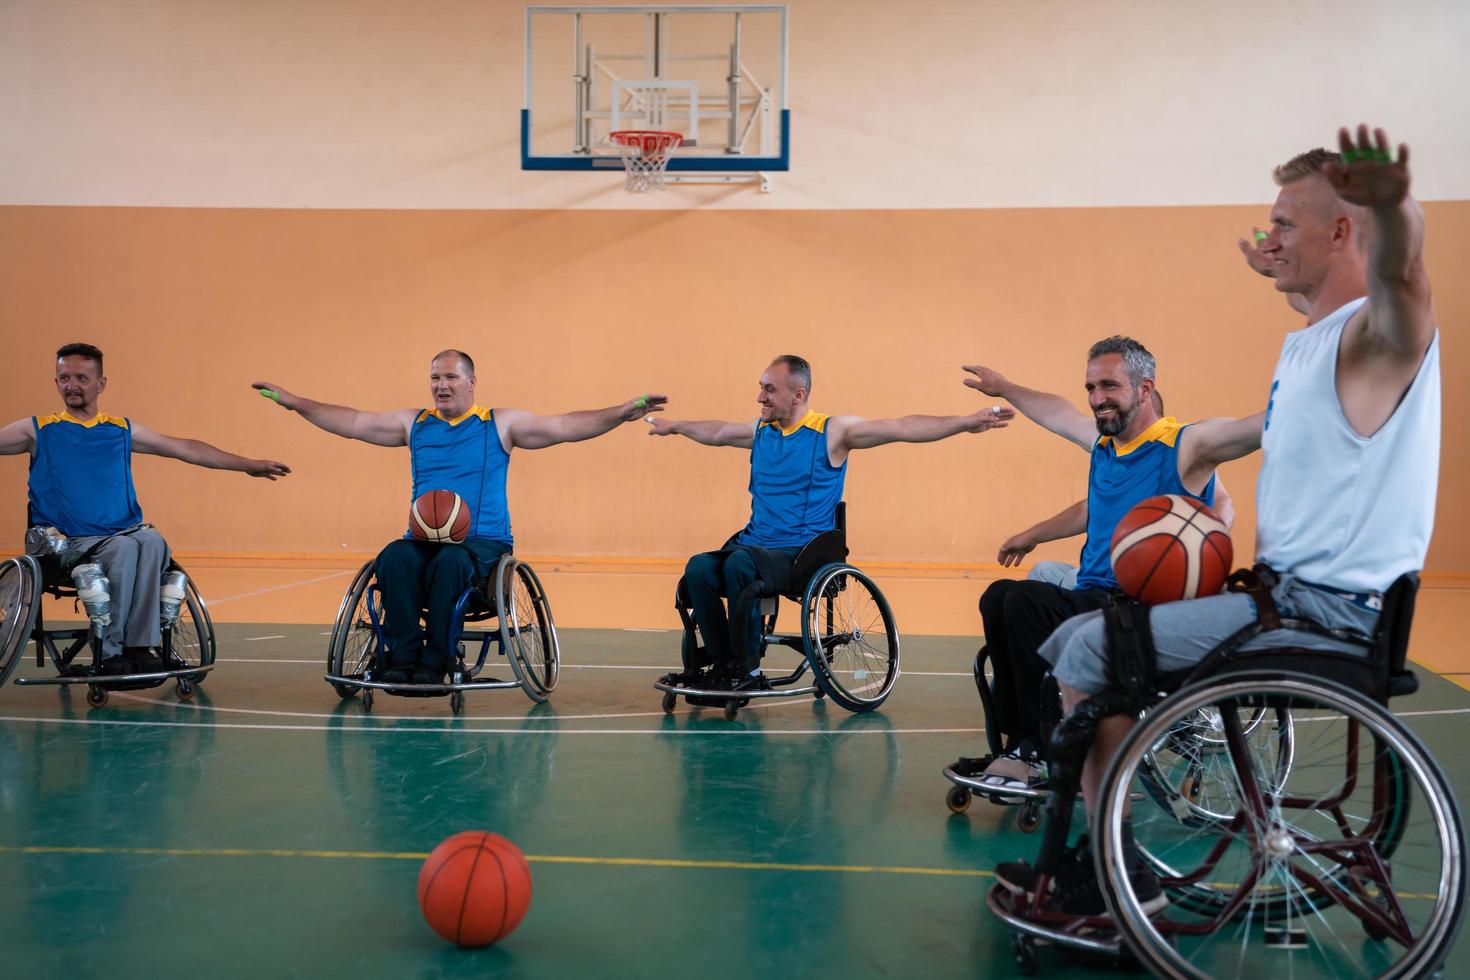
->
xmin=522 ymin=5 xmax=789 ymax=174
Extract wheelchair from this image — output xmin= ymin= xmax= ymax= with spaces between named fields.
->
xmin=655 ymin=503 xmax=900 ymax=722
xmin=324 ymin=552 xmax=560 ymax=714
xmin=988 ymin=572 xmax=1467 ymax=979
xmin=942 ymin=646 xmax=1057 ymax=831
xmin=0 ymin=552 xmax=216 ymax=708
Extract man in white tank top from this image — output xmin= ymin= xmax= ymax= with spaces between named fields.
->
xmin=998 ymin=125 xmax=1441 ymax=915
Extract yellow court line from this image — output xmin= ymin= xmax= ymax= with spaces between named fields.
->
xmin=0 ymin=844 xmax=992 ymax=879
xmin=1 ymin=846 xmax=1441 ymax=900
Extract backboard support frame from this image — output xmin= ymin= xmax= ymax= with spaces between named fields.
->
xmin=522 ymin=4 xmax=790 ymax=177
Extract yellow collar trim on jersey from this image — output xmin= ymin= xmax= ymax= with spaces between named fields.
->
xmin=417 ymin=405 xmax=493 ymax=426
xmin=1098 ymin=416 xmax=1183 ymax=456
xmin=36 ymin=411 xmax=128 ymax=430
xmin=761 ymin=409 xmax=827 ymax=436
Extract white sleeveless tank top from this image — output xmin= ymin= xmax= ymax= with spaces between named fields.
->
xmin=1255 ymin=297 xmax=1440 ymax=592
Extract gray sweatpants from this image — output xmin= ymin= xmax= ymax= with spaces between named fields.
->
xmin=1038 ymin=571 xmax=1380 ymax=694
xmin=63 ymin=527 xmax=171 ymax=660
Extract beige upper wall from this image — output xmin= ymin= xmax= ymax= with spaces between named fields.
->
xmin=2 ymin=0 xmax=1467 ymax=209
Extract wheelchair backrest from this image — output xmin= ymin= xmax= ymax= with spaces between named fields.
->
xmin=788 ymin=502 xmax=849 ymax=597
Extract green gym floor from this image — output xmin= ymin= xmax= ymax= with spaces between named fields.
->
xmin=2 ymin=625 xmax=1468 ymax=979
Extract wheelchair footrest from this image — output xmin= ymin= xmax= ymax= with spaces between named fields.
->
xmin=15 ymin=664 xmax=215 ymax=687
xmin=986 ymin=885 xmax=1123 ymax=956
xmin=943 ymin=761 xmax=1052 ymax=804
xmin=654 ymin=680 xmax=820 ymax=703
xmin=324 ymin=673 xmax=521 ymax=694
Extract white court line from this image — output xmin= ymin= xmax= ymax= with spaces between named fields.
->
xmin=622 ymin=628 xmax=668 ymax=633
xmin=210 ymin=657 xmax=971 ymax=677
xmin=206 ymin=571 xmax=353 ymax=606
xmin=244 ymin=635 xmax=286 ymax=642
xmin=0 ymin=713 xmax=981 ymax=736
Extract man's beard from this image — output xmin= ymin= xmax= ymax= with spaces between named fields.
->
xmin=1094 ymin=400 xmax=1137 ymax=436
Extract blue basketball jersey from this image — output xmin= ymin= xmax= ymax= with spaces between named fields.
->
xmin=1076 ymin=417 xmax=1216 ymax=591
xmin=28 ymin=412 xmax=144 ymax=536
xmin=407 ymin=406 xmax=512 ymax=547
xmin=737 ymin=411 xmax=847 ymax=549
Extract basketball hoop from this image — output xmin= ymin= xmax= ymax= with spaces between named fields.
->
xmin=608 ymin=130 xmax=683 ymax=192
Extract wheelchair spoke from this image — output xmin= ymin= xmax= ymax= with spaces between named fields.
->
xmin=1100 ymin=676 xmax=1464 ymax=980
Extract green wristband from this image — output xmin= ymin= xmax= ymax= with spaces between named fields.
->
xmin=1254 ymin=230 xmax=1268 ymax=242
xmin=1341 ymin=148 xmax=1360 ymax=164
xmin=259 ymin=389 xmax=280 ymax=402
xmin=633 ymin=395 xmax=649 ymax=410
xmin=1371 ymin=147 xmax=1391 ymax=164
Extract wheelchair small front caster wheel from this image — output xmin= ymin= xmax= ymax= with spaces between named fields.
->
xmin=661 ymin=690 xmax=678 ymax=714
xmin=723 ymin=700 xmax=740 ymax=722
xmin=450 ymin=690 xmax=464 ymax=716
xmin=1012 ymin=933 xmax=1039 ymax=976
xmin=175 ymin=678 xmax=194 ymax=702
xmin=86 ymin=685 xmax=108 ymax=708
xmin=362 ymin=689 xmax=375 ymax=713
xmin=1018 ymin=801 xmax=1042 ymax=833
xmin=946 ymin=785 xmax=972 ymax=814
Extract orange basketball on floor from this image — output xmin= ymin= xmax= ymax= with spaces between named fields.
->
xmin=409 ymin=489 xmax=472 ymax=544
xmin=418 ymin=831 xmax=533 ymax=947
xmin=1110 ymin=494 xmax=1233 ymax=605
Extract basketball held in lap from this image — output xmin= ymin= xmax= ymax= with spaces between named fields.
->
xmin=1110 ymin=494 xmax=1232 ymax=605
xmin=410 ymin=489 xmax=472 ymax=544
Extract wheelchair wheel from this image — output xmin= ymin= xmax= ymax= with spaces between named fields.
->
xmin=0 ymin=556 xmax=43 ymax=687
xmin=165 ymin=563 xmax=216 ymax=684
xmin=801 ymin=564 xmax=899 ymax=712
xmin=327 ymin=561 xmax=380 ymax=698
xmin=496 ymin=558 xmax=559 ymax=704
xmin=1095 ymin=673 xmax=1466 ymax=980
xmin=1134 ymin=699 xmax=1296 ymax=844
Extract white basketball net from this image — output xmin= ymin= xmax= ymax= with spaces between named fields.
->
xmin=608 ymin=130 xmax=684 ymax=193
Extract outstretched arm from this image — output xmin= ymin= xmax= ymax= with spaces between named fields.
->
xmin=131 ymin=422 xmax=291 ymax=480
xmin=646 ymin=416 xmax=756 ymax=448
xmin=829 ymin=407 xmax=1015 ymax=455
xmin=962 ymin=365 xmax=1095 ymax=451
xmin=498 ymin=394 xmax=668 ymax=451
xmin=997 ymin=499 xmax=1088 ymax=568
xmin=1326 ymin=125 xmax=1435 ymax=361
xmin=253 ymin=382 xmax=415 ymax=447
xmin=1238 ymin=229 xmax=1310 ymax=315
xmin=1177 ymin=413 xmax=1263 ymax=492
xmin=0 ymin=418 xmax=34 ymax=455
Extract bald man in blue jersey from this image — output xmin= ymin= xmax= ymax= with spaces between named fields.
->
xmin=648 ymin=354 xmax=1015 ymax=693
xmin=0 ymin=343 xmax=290 ymax=674
xmin=255 ymin=350 xmax=666 ymax=685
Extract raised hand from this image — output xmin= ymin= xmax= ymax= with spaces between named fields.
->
xmin=1324 ymin=124 xmax=1410 ymax=210
xmin=962 ymin=364 xmax=1010 ymax=397
xmin=622 ymin=393 xmax=669 ymax=422
xmin=1237 ymin=227 xmax=1276 ymax=278
xmin=252 ymin=382 xmax=297 ymax=411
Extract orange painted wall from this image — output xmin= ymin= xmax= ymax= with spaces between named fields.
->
xmin=2 ymin=202 xmax=1466 ymax=571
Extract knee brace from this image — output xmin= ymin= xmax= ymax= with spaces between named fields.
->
xmin=160 ymin=569 xmax=187 ymax=627
xmin=71 ymin=563 xmax=112 ymax=631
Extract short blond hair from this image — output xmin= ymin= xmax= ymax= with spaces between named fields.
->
xmin=1273 ymin=147 xmax=1338 ymax=186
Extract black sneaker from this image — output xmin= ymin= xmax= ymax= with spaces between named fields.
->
xmin=95 ymin=656 xmax=132 ymax=676
xmin=381 ymin=666 xmax=413 ymax=686
xmin=126 ymin=647 xmax=163 ymax=672
xmin=411 ymin=666 xmax=446 ymax=686
xmin=730 ymin=671 xmax=770 ymax=694
xmin=997 ymin=839 xmax=1167 ymax=917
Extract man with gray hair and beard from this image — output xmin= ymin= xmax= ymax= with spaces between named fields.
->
xmin=955 ymin=339 xmax=1259 ymax=797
